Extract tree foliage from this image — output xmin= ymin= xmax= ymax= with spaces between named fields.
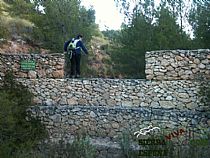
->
xmin=111 ymin=0 xmax=201 ymax=78
xmin=189 ymin=0 xmax=210 ymax=48
xmin=154 ymin=6 xmax=191 ymax=50
xmin=31 ymin=0 xmax=98 ymax=52
xmin=0 ymin=0 xmax=99 ymax=52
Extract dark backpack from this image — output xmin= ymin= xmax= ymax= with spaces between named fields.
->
xmin=64 ymin=40 xmax=71 ymax=52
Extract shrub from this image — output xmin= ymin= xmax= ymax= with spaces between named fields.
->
xmin=0 ymin=71 xmax=47 ymax=158
xmin=119 ymin=129 xmax=210 ymax=158
xmin=34 ymin=134 xmax=96 ymax=158
xmin=69 ymin=135 xmax=96 ymax=158
xmin=119 ymin=131 xmax=138 ymax=158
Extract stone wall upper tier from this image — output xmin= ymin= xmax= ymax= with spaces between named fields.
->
xmin=18 ymin=78 xmax=208 ymax=111
xmin=0 ymin=53 xmax=64 ymax=78
xmin=145 ymin=49 xmax=210 ymax=80
xmin=1 ymin=49 xmax=210 ymax=80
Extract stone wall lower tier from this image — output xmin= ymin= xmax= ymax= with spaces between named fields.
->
xmin=31 ymin=105 xmax=209 ymax=142
xmin=146 ymin=49 xmax=210 ymax=80
xmin=0 ymin=53 xmax=64 ymax=78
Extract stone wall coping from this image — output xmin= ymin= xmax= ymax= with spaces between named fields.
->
xmin=17 ymin=78 xmax=208 ymax=82
xmin=0 ymin=53 xmax=63 ymax=56
xmin=146 ymin=49 xmax=210 ymax=54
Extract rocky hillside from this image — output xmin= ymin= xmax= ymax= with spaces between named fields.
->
xmin=0 ymin=37 xmax=49 ymax=54
xmin=87 ymin=36 xmax=115 ymax=78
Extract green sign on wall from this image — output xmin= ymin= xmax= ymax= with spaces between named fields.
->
xmin=21 ymin=60 xmax=36 ymax=70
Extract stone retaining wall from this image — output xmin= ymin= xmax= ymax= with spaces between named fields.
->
xmin=145 ymin=49 xmax=210 ymax=80
xmin=0 ymin=53 xmax=64 ymax=78
xmin=18 ymin=78 xmax=210 ymax=141
xmin=1 ymin=49 xmax=209 ymax=80
xmin=19 ymin=78 xmax=207 ymax=111
xmin=1 ymin=50 xmax=209 ymax=156
xmin=31 ymin=105 xmax=209 ymax=142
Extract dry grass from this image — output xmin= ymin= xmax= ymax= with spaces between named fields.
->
xmin=0 ymin=0 xmax=34 ymax=38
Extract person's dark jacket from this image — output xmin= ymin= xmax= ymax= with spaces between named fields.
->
xmin=64 ymin=38 xmax=88 ymax=55
xmin=75 ymin=39 xmax=88 ymax=55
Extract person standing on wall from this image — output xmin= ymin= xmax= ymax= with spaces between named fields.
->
xmin=64 ymin=34 xmax=88 ymax=78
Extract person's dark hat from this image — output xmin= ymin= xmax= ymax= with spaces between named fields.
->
xmin=77 ymin=34 xmax=83 ymax=39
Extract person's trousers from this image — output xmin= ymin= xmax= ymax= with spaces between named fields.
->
xmin=70 ymin=53 xmax=81 ymax=76
xmin=64 ymin=53 xmax=71 ymax=78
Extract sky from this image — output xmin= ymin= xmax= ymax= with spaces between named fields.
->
xmin=81 ymin=0 xmax=161 ymax=31
xmin=81 ymin=0 xmax=124 ymax=30
xmin=81 ymin=0 xmax=193 ymax=37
